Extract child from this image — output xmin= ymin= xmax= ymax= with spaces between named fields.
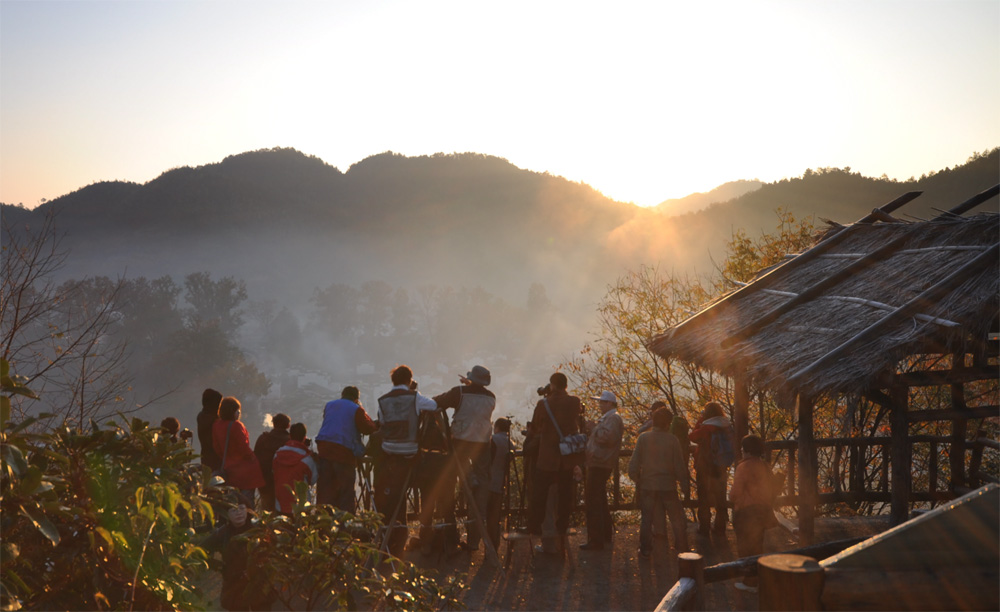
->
xmin=272 ymin=423 xmax=319 ymax=515
xmin=731 ymin=434 xmax=776 ymax=592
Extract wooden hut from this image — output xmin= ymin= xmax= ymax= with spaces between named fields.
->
xmin=647 ymin=186 xmax=1000 ymax=543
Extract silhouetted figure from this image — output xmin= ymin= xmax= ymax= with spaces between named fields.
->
xmin=690 ymin=401 xmax=736 ymax=534
xmin=253 ymin=413 xmax=290 ymax=512
xmin=198 ymin=388 xmax=223 ymax=471
xmin=629 ymin=406 xmax=690 ymax=557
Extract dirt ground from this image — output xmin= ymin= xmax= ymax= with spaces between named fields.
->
xmin=199 ymin=513 xmax=890 ymax=611
xmin=406 ymin=513 xmax=891 ymax=612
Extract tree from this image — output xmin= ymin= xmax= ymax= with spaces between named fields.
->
xmin=182 ymin=272 xmax=248 ymax=337
xmin=1 ymin=212 xmax=134 ymax=425
xmin=563 ymin=210 xmax=819 ymax=442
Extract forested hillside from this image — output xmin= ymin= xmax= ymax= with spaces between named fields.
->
xmin=1 ymin=146 xmax=996 ymax=433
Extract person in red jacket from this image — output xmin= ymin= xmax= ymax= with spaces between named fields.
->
xmin=689 ymin=401 xmax=735 ymax=535
xmin=213 ymin=396 xmax=266 ymax=507
xmin=273 ymin=423 xmax=319 ymax=515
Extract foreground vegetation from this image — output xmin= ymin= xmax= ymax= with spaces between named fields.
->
xmin=0 ymin=360 xmax=464 ymax=611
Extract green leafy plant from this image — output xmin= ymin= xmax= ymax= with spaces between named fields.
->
xmin=241 ymin=481 xmax=465 ymax=611
xmin=1 ymin=358 xmax=217 ymax=610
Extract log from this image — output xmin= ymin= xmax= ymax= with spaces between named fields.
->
xmin=821 ymin=566 xmax=1000 ymax=611
xmin=655 ymin=578 xmax=697 ymax=612
xmin=677 ymin=552 xmax=704 ymax=611
xmin=897 ymin=366 xmax=999 ymax=388
xmin=951 ymin=382 xmax=969 ymax=489
xmin=703 ymin=537 xmax=864 ymax=583
xmin=758 ymin=554 xmax=824 ymax=611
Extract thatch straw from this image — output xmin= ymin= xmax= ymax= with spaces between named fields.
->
xmin=647 ymin=213 xmax=999 ymax=397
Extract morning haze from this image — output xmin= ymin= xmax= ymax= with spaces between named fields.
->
xmin=2 ymin=147 xmax=997 ymax=439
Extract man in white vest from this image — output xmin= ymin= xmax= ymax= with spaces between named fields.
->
xmin=433 ymin=364 xmax=496 ymax=552
xmin=375 ymin=365 xmax=438 ymax=555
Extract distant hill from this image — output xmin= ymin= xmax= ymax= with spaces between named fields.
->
xmin=2 ymin=146 xmax=997 ymax=313
xmin=655 ymin=180 xmax=763 ymax=216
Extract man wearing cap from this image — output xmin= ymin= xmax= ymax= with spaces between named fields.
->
xmin=580 ymin=390 xmax=624 ymax=550
xmin=433 ymin=365 xmax=496 ymax=551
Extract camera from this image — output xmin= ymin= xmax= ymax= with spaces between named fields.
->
xmin=179 ymin=428 xmax=193 ymax=440
xmin=536 ymin=384 xmax=551 ymax=397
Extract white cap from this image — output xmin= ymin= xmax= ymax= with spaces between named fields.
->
xmin=591 ymin=390 xmax=617 ymax=404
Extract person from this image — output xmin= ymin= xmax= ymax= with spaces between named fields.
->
xmin=520 ymin=372 xmax=584 ymax=553
xmin=580 ymin=390 xmax=624 ymax=551
xmin=272 ymin=423 xmax=319 ymax=515
xmin=375 ymin=365 xmax=439 ymax=555
xmin=731 ymin=435 xmax=777 ymax=592
xmin=161 ymin=417 xmax=181 ymax=443
xmin=315 ymin=386 xmax=377 ymax=513
xmin=197 ymin=388 xmax=224 ymax=471
xmin=689 ymin=401 xmax=736 ymax=535
xmin=628 ymin=406 xmax=690 ymax=557
xmin=213 ymin=396 xmax=266 ymax=507
xmin=486 ymin=417 xmax=512 ymax=550
xmin=253 ymin=413 xmax=290 ymax=512
xmin=432 ymin=364 xmax=496 ymax=551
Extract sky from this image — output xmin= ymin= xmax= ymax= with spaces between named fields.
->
xmin=1 ymin=0 xmax=998 ymax=209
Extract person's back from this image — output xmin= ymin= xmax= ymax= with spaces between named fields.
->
xmin=629 ymin=428 xmax=684 ymax=492
xmin=254 ymin=414 xmax=290 ymax=512
xmin=272 ymin=423 xmax=318 ymax=514
xmin=198 ymin=388 xmax=223 ymax=470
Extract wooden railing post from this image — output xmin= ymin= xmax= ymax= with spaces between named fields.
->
xmin=758 ymin=554 xmax=824 ymax=611
xmin=678 ymin=552 xmax=705 ymax=611
xmin=796 ymin=394 xmax=817 ymax=544
xmin=890 ymin=383 xmax=911 ymax=525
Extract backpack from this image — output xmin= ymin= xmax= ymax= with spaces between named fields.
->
xmin=709 ymin=428 xmax=735 ymax=471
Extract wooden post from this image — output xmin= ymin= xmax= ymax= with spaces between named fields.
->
xmin=734 ymin=372 xmax=750 ymax=461
xmin=969 ymin=429 xmax=986 ymax=488
xmin=678 ymin=552 xmax=705 ymax=611
xmin=889 ymin=383 xmax=911 ymax=525
xmin=758 ymin=554 xmax=824 ymax=611
xmin=796 ymin=394 xmax=817 ymax=544
xmin=928 ymin=441 xmax=938 ymax=495
xmin=950 ymin=382 xmax=968 ymax=490
xmin=833 ymin=443 xmax=843 ymax=493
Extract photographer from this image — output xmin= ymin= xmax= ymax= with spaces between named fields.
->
xmin=518 ymin=372 xmax=583 ymax=554
xmin=272 ymin=423 xmax=318 ymax=515
xmin=375 ymin=365 xmax=438 ymax=555
xmin=315 ymin=386 xmax=376 ymax=513
xmin=432 ymin=365 xmax=496 ymax=552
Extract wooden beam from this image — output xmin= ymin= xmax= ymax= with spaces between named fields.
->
xmin=797 ymin=394 xmax=817 ymax=545
xmin=895 ymin=365 xmax=999 ymax=387
xmin=786 ymin=242 xmax=1000 ymax=388
xmin=942 ymin=183 xmax=1000 ymax=216
xmin=890 ymin=383 xmax=911 ymax=526
xmin=654 ymin=191 xmax=922 ymax=348
xmin=907 ymin=404 xmax=999 ymax=423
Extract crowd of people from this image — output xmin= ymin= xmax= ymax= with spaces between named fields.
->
xmin=169 ymin=365 xmax=780 ymax=594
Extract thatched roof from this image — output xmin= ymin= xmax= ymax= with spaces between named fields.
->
xmin=647 ymin=188 xmax=1000 ymax=398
